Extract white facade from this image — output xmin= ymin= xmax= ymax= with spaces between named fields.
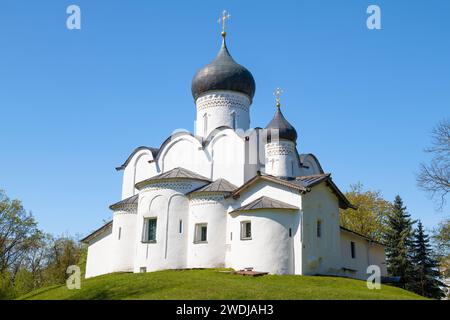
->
xmin=83 ymin=137 xmax=387 ymax=279
xmin=265 ymin=140 xmax=299 ymax=178
xmin=82 ymin=30 xmax=387 ymax=281
xmin=195 ymin=91 xmax=251 ymax=137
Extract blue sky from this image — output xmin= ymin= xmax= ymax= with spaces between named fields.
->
xmin=0 ymin=0 xmax=448 ymax=237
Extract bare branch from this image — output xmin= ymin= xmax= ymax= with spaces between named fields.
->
xmin=417 ymin=119 xmax=450 ymax=210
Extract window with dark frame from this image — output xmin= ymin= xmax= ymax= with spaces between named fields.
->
xmin=241 ymin=221 xmax=252 ymax=240
xmin=194 ymin=223 xmax=208 ymax=243
xmin=143 ymin=218 xmax=157 ymax=243
xmin=179 ymin=220 xmax=183 ymax=234
xmin=351 ymin=241 xmax=356 ymax=259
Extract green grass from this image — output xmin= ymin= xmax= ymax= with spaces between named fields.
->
xmin=19 ymin=269 xmax=426 ymax=300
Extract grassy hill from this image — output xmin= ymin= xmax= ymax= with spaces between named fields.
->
xmin=19 ymin=269 xmax=426 ymax=300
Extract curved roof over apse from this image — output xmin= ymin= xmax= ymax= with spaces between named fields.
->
xmin=188 ymin=178 xmax=237 ymax=196
xmin=109 ymin=194 xmax=139 ymax=211
xmin=230 ymin=196 xmax=299 ymax=214
xmin=135 ymin=167 xmax=211 ymax=190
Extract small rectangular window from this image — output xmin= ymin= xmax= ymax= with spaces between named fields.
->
xmin=230 ymin=232 xmax=233 ymax=241
xmin=118 ymin=227 xmax=122 ymax=240
xmin=351 ymin=241 xmax=356 ymax=259
xmin=143 ymin=218 xmax=157 ymax=243
xmin=194 ymin=223 xmax=208 ymax=243
xmin=179 ymin=220 xmax=183 ymax=234
xmin=241 ymin=221 xmax=252 ymax=240
xmin=289 ymin=227 xmax=292 ymax=238
xmin=317 ymin=220 xmax=322 ymax=238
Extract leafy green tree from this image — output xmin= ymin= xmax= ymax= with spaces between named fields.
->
xmin=43 ymin=235 xmax=86 ymax=286
xmin=340 ymin=183 xmax=391 ymax=242
xmin=431 ymin=219 xmax=450 ymax=298
xmin=13 ymin=268 xmax=35 ymax=297
xmin=410 ymin=221 xmax=446 ymax=299
xmin=0 ymin=190 xmax=41 ymax=275
xmin=23 ymin=233 xmax=52 ymax=289
xmin=0 ymin=271 xmax=14 ymax=300
xmin=432 ymin=218 xmax=450 ymax=274
xmin=384 ymin=195 xmax=415 ymax=288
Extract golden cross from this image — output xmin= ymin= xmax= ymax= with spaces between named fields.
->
xmin=218 ymin=10 xmax=231 ymax=35
xmin=274 ymin=87 xmax=283 ymax=107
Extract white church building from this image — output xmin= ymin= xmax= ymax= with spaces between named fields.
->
xmin=81 ymin=19 xmax=387 ymax=281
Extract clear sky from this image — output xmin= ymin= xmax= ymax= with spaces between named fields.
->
xmin=0 ymin=0 xmax=449 ymax=237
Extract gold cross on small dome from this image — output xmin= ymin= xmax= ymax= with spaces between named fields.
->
xmin=218 ymin=10 xmax=231 ymax=37
xmin=274 ymin=87 xmax=283 ymax=108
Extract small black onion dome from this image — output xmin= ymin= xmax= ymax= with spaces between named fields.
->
xmin=191 ymin=36 xmax=256 ymax=102
xmin=265 ymin=107 xmax=298 ymax=142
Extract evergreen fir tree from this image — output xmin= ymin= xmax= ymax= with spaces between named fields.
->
xmin=384 ymin=195 xmax=415 ymax=288
xmin=410 ymin=221 xmax=445 ymax=299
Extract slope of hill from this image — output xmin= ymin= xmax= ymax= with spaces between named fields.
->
xmin=19 ymin=269 xmax=425 ymax=300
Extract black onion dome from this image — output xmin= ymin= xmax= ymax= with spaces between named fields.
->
xmin=191 ymin=37 xmax=256 ymax=101
xmin=266 ymin=107 xmax=298 ymax=142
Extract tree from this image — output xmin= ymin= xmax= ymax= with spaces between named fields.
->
xmin=13 ymin=268 xmax=35 ymax=297
xmin=0 ymin=271 xmax=14 ymax=300
xmin=384 ymin=195 xmax=415 ymax=288
xmin=432 ymin=218 xmax=450 ymax=298
xmin=23 ymin=233 xmax=52 ymax=289
xmin=432 ymin=219 xmax=450 ymax=259
xmin=0 ymin=190 xmax=41 ymax=275
xmin=42 ymin=235 xmax=86 ymax=286
xmin=340 ymin=183 xmax=391 ymax=242
xmin=0 ymin=189 xmax=89 ymax=299
xmin=410 ymin=221 xmax=446 ymax=299
xmin=417 ymin=119 xmax=450 ymax=210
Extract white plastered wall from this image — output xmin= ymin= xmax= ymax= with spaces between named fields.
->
xmin=226 ymin=180 xmax=302 ymax=274
xmin=208 ymin=129 xmax=247 ymax=186
xmin=85 ymin=229 xmax=113 ymax=278
xmin=187 ymin=194 xmax=228 ymax=268
xmin=265 ymin=140 xmax=299 ymax=178
xmin=158 ymin=135 xmax=210 ymax=178
xmin=133 ymin=180 xmax=206 ymax=273
xmin=195 ymin=91 xmax=251 ymax=137
xmin=111 ymin=211 xmax=137 ymax=273
xmin=340 ymin=231 xmax=387 ymax=280
xmin=122 ymin=149 xmax=158 ymax=199
xmin=300 ymin=183 xmax=342 ymax=277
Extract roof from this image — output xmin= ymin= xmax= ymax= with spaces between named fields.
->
xmin=191 ymin=35 xmax=256 ymax=101
xmin=116 ymin=146 xmax=159 ymax=171
xmin=109 ymin=194 xmax=139 ymax=211
xmin=231 ymin=172 xmax=355 ymax=210
xmin=265 ymin=107 xmax=298 ymax=142
xmin=340 ymin=226 xmax=385 ymax=247
xmin=299 ymin=153 xmax=325 ymax=174
xmin=188 ymin=178 xmax=237 ymax=195
xmin=135 ymin=167 xmax=211 ymax=190
xmin=295 ymin=174 xmax=331 ymax=188
xmin=230 ymin=196 xmax=299 ymax=214
xmin=231 ymin=173 xmax=308 ymax=198
xmin=80 ymin=221 xmax=113 ymax=244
